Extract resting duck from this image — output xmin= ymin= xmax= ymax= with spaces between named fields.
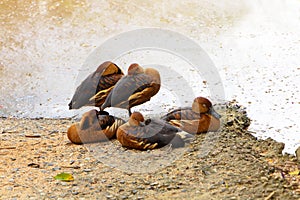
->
xmin=117 ymin=112 xmax=184 ymax=150
xmin=68 ymin=61 xmax=124 ymax=109
xmin=101 ymin=63 xmax=161 ymax=116
xmin=161 ymin=97 xmax=221 ymax=134
xmin=67 ymin=109 xmax=125 ymax=144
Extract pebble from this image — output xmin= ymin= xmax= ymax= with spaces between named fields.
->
xmin=12 ymin=168 xmax=19 ymax=172
xmin=105 ymin=194 xmax=113 ymax=199
xmin=52 ymin=167 xmax=61 ymax=171
xmin=45 ymin=162 xmax=54 ymax=166
xmin=6 ymin=186 xmax=13 ymax=191
xmin=83 ymin=169 xmax=92 ymax=172
xmin=61 ymin=182 xmax=68 ymax=186
xmin=131 ymin=190 xmax=138 ymax=194
xmin=71 ymin=190 xmax=79 ymax=195
xmin=136 ymin=185 xmax=144 ymax=190
xmin=150 ymin=182 xmax=159 ymax=186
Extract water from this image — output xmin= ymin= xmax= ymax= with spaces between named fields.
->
xmin=0 ymin=0 xmax=299 ymax=154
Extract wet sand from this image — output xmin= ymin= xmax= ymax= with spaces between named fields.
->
xmin=0 ymin=101 xmax=299 ymax=199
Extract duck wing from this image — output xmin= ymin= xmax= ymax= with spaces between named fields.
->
xmin=161 ymin=107 xmax=200 ymax=121
xmin=142 ymin=119 xmax=180 ymax=147
xmin=69 ymin=62 xmax=123 ymax=109
xmin=101 ymin=73 xmax=154 ymax=110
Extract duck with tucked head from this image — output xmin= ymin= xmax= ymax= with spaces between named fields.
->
xmin=68 ymin=61 xmax=124 ymax=110
xmin=67 ymin=109 xmax=125 ymax=144
xmin=117 ymin=112 xmax=184 ymax=150
xmin=161 ymin=97 xmax=221 ymax=134
xmin=101 ymin=63 xmax=161 ymax=116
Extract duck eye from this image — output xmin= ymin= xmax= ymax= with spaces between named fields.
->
xmin=202 ymin=104 xmax=207 ymax=107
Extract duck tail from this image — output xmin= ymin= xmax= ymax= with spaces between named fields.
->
xmin=100 ymin=95 xmax=111 ymax=111
xmin=160 ymin=113 xmax=173 ymax=121
xmin=170 ymin=134 xmax=185 ymax=148
xmin=176 ymin=131 xmax=194 ymax=143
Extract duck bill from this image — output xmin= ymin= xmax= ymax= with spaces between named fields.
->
xmin=139 ymin=121 xmax=146 ymax=127
xmin=209 ymin=107 xmax=221 ymax=119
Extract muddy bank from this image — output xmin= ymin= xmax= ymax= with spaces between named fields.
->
xmin=0 ymin=101 xmax=299 ymax=199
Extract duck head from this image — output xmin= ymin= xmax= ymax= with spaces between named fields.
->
xmin=192 ymin=97 xmax=221 ymax=119
xmin=95 ymin=61 xmax=121 ymax=76
xmin=127 ymin=63 xmax=144 ymax=75
xmin=144 ymin=68 xmax=161 ymax=85
xmin=129 ymin=112 xmax=145 ymax=126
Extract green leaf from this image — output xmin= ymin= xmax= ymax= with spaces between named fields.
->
xmin=54 ymin=172 xmax=74 ymax=182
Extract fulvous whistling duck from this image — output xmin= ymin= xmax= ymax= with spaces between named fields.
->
xmin=68 ymin=61 xmax=124 ymax=109
xmin=116 ymin=112 xmax=184 ymax=150
xmin=161 ymin=97 xmax=221 ymax=134
xmin=101 ymin=63 xmax=160 ymax=116
xmin=67 ymin=109 xmax=124 ymax=144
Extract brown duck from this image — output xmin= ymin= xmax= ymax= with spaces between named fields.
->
xmin=101 ymin=63 xmax=161 ymax=116
xmin=67 ymin=109 xmax=125 ymax=144
xmin=68 ymin=61 xmax=124 ymax=109
xmin=161 ymin=97 xmax=221 ymax=134
xmin=117 ymin=112 xmax=184 ymax=150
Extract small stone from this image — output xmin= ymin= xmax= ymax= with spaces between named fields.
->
xmin=83 ymin=169 xmax=92 ymax=172
xmin=45 ymin=162 xmax=54 ymax=166
xmin=71 ymin=190 xmax=79 ymax=195
xmin=52 ymin=167 xmax=61 ymax=171
xmin=150 ymin=182 xmax=158 ymax=186
xmin=61 ymin=182 xmax=68 ymax=186
xmin=136 ymin=185 xmax=144 ymax=190
xmin=132 ymin=190 xmax=138 ymax=194
xmin=106 ymin=194 xmax=113 ymax=199
xmin=12 ymin=168 xmax=19 ymax=172
xmin=6 ymin=186 xmax=13 ymax=191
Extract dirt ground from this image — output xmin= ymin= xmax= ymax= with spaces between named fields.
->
xmin=0 ymin=101 xmax=299 ymax=200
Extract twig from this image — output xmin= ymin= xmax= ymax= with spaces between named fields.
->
xmin=264 ymin=191 xmax=276 ymax=200
xmin=61 ymin=165 xmax=81 ymax=169
xmin=25 ymin=134 xmax=41 ymax=138
xmin=0 ymin=146 xmax=16 ymax=150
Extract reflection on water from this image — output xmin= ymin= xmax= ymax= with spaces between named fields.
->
xmin=0 ymin=0 xmax=246 ymax=118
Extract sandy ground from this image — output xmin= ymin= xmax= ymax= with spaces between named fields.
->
xmin=0 ymin=102 xmax=299 ymax=199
